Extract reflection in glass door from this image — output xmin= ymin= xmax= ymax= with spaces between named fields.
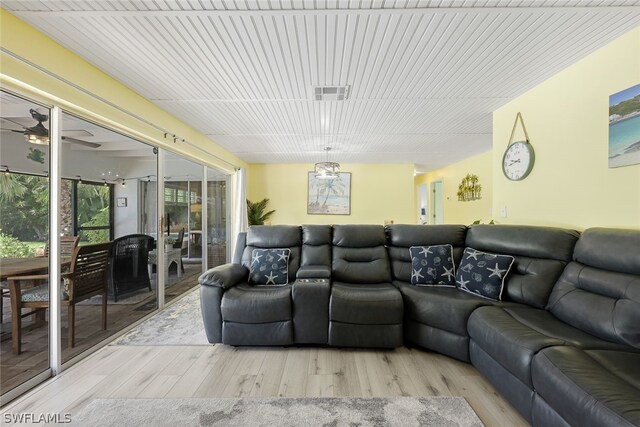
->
xmin=60 ymin=111 xmax=158 ymax=365
xmin=74 ymin=181 xmax=113 ymax=243
xmin=0 ymin=91 xmax=51 ymax=396
xmin=164 ymin=153 xmax=203 ymax=302
xmin=207 ymin=168 xmax=228 ymax=269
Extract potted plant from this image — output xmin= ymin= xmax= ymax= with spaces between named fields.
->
xmin=247 ymin=198 xmax=276 ymax=226
xmin=164 ymin=236 xmax=176 ymax=251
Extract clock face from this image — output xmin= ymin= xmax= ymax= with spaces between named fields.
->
xmin=502 ymin=141 xmax=535 ymax=181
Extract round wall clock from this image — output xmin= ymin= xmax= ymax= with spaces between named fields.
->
xmin=502 ymin=140 xmax=535 ymax=181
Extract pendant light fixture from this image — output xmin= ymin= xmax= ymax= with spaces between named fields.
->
xmin=314 ymin=147 xmax=340 ymax=179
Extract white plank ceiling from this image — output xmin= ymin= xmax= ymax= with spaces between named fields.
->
xmin=3 ymin=1 xmax=640 ymax=171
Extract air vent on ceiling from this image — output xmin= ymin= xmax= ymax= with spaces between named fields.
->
xmin=314 ymin=86 xmax=350 ymax=101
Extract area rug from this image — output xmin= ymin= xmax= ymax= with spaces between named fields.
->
xmin=70 ymin=397 xmax=483 ymax=426
xmin=111 ymin=289 xmax=209 ymax=346
xmin=78 ymin=269 xmax=200 ymax=305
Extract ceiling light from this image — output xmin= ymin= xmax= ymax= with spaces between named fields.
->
xmin=25 ymin=133 xmax=50 ymax=145
xmin=23 ymin=116 xmax=50 ymax=145
xmin=314 ymin=147 xmax=340 ymax=179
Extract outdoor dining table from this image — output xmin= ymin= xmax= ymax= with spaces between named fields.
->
xmin=0 ymin=257 xmax=72 ymax=328
xmin=0 ymin=257 xmax=71 ymax=280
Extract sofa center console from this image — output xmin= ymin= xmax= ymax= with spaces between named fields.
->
xmin=295 ymin=278 xmax=329 ymax=284
xmin=292 ymin=278 xmax=330 ymax=344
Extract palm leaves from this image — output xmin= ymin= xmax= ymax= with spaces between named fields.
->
xmin=308 ymin=174 xmax=348 ymax=213
xmin=247 ymin=198 xmax=276 ymax=225
xmin=318 ymin=177 xmax=346 ymax=206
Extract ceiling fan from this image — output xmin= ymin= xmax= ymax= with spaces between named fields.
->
xmin=0 ymin=109 xmax=101 ymax=148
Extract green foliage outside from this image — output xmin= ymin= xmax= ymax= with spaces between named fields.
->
xmin=81 ymin=207 xmax=110 ymax=243
xmin=0 ymin=174 xmax=111 ymax=245
xmin=0 ymin=231 xmax=33 ymax=258
xmin=247 ymin=198 xmax=275 ymax=226
xmin=0 ymin=174 xmax=49 ymax=242
xmin=77 ymin=183 xmax=110 ymax=226
xmin=610 ymin=95 xmax=640 ymax=117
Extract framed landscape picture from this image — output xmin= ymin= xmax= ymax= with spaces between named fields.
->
xmin=609 ymin=83 xmax=640 ymax=168
xmin=307 ymin=172 xmax=351 ymax=215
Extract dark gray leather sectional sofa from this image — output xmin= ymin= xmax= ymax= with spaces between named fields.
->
xmin=199 ymin=224 xmax=640 ymax=427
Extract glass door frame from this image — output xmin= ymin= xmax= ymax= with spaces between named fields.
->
xmin=203 ymin=167 xmax=231 ymax=270
xmin=0 ymin=89 xmax=231 ymax=406
xmin=0 ymin=92 xmax=56 ymax=406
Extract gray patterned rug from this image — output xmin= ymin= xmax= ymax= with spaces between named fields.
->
xmin=112 ymin=289 xmax=209 ymax=346
xmin=70 ymin=397 xmax=483 ymax=426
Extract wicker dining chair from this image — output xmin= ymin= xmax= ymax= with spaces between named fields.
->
xmin=108 ymin=234 xmax=154 ymax=301
xmin=8 ymin=242 xmax=112 ymax=354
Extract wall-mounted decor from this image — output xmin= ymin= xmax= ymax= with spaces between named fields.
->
xmin=116 ymin=197 xmax=127 ymax=207
xmin=307 ymin=172 xmax=351 ymax=215
xmin=27 ymin=147 xmax=45 ymax=164
xmin=609 ymin=83 xmax=640 ymax=168
xmin=502 ymin=112 xmax=535 ymax=181
xmin=457 ymin=174 xmax=482 ymax=202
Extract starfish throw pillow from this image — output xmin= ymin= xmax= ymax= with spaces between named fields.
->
xmin=249 ymin=248 xmax=291 ymax=286
xmin=455 ymin=247 xmax=514 ymax=301
xmin=409 ymin=244 xmax=456 ymax=286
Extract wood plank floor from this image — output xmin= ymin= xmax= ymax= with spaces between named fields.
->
xmin=1 ymin=344 xmax=528 ymax=426
xmin=0 ymin=266 xmax=201 ymax=393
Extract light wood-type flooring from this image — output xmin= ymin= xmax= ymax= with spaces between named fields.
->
xmin=0 ymin=265 xmax=201 ymax=393
xmin=1 ymin=343 xmax=528 ymax=426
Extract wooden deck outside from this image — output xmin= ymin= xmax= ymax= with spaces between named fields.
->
xmin=0 ymin=264 xmax=201 ymax=394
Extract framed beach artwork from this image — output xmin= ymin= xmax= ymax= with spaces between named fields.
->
xmin=307 ymin=172 xmax=351 ymax=215
xmin=609 ymin=83 xmax=640 ymax=168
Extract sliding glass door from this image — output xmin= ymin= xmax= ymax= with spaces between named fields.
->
xmin=163 ymin=153 xmax=204 ymax=302
xmin=59 ymin=112 xmax=158 ymax=364
xmin=0 ymin=91 xmax=52 ymax=394
xmin=207 ymin=168 xmax=229 ymax=269
xmin=0 ymin=88 xmax=230 ymax=402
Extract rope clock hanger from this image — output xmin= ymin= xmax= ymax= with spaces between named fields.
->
xmin=502 ymin=112 xmax=535 ymax=181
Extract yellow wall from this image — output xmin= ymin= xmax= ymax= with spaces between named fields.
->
xmin=0 ymin=9 xmax=245 ymax=173
xmin=415 ymin=151 xmax=493 ymax=225
xmin=493 ymin=28 xmax=640 ymax=230
xmin=248 ymin=163 xmax=415 ymax=225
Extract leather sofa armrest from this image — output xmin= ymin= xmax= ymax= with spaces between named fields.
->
xmin=199 ymin=263 xmax=248 ymax=289
xmin=297 ymin=265 xmax=331 ymax=279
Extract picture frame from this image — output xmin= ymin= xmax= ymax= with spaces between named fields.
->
xmin=609 ymin=83 xmax=640 ymax=168
xmin=116 ymin=197 xmax=127 ymax=207
xmin=307 ymin=172 xmax=351 ymax=215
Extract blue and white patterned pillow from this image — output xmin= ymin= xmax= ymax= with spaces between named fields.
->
xmin=249 ymin=248 xmax=290 ymax=285
xmin=409 ymin=244 xmax=456 ymax=286
xmin=455 ymin=247 xmax=514 ymax=301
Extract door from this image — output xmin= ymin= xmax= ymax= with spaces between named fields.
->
xmin=431 ymin=180 xmax=443 ymax=224
xmin=417 ymin=184 xmax=427 ymax=224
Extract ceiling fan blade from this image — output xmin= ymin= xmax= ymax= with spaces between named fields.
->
xmin=62 ymin=129 xmax=93 ymax=138
xmin=62 ymin=136 xmax=101 ymax=148
xmin=0 ymin=117 xmax=26 ymax=131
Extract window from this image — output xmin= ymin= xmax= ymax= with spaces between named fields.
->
xmin=73 ymin=181 xmax=113 ymax=243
